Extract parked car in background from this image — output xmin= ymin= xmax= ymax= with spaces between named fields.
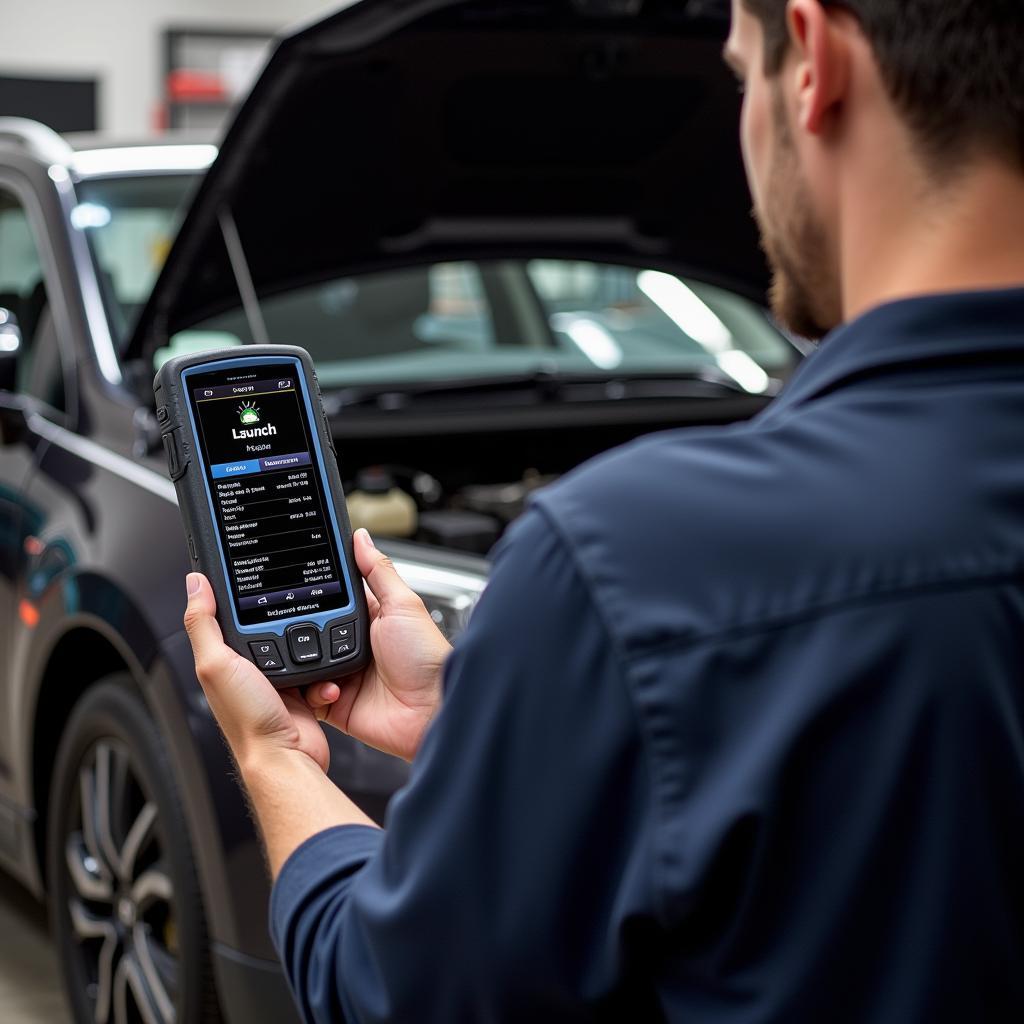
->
xmin=0 ymin=1 xmax=803 ymax=1021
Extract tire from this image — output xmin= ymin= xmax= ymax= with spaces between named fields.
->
xmin=47 ymin=676 xmax=222 ymax=1024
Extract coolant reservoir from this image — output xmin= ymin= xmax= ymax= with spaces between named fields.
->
xmin=345 ymin=468 xmax=417 ymax=538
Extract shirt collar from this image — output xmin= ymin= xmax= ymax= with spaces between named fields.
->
xmin=763 ymin=286 xmax=1024 ymax=419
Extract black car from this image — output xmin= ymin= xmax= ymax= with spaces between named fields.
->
xmin=0 ymin=1 xmax=802 ymax=1022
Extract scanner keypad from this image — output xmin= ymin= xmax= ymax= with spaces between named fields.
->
xmin=247 ymin=617 xmax=360 ymax=675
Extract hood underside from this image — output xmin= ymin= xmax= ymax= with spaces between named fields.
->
xmin=128 ymin=0 xmax=766 ymax=359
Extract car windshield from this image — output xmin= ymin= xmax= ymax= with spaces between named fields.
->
xmin=76 ymin=173 xmax=798 ymax=395
xmin=74 ymin=173 xmax=198 ymax=350
xmin=177 ymin=262 xmax=797 ymax=395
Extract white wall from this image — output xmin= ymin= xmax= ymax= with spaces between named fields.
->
xmin=0 ymin=0 xmax=339 ymax=138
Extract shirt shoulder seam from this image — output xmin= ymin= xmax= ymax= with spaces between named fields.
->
xmin=528 ymin=500 xmax=676 ymax=926
xmin=628 ymin=565 xmax=1024 ymax=661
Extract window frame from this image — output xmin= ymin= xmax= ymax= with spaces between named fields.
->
xmin=0 ymin=168 xmax=79 ymax=427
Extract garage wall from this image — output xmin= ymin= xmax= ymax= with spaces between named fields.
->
xmin=0 ymin=0 xmax=339 ymax=138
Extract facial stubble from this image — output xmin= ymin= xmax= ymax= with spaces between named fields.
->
xmin=753 ymin=85 xmax=842 ymax=341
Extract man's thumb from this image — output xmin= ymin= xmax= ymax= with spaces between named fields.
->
xmin=182 ymin=573 xmax=229 ymax=678
xmin=353 ymin=528 xmax=409 ymax=608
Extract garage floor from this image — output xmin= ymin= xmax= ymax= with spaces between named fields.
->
xmin=0 ymin=872 xmax=69 ymax=1022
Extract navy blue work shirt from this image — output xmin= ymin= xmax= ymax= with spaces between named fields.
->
xmin=271 ymin=288 xmax=1024 ymax=1022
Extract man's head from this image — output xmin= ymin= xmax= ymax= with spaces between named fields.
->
xmin=724 ymin=0 xmax=1024 ymax=339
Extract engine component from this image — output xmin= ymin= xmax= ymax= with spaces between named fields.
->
xmin=417 ymin=509 xmax=503 ymax=555
xmin=458 ymin=469 xmax=557 ymax=523
xmin=346 ymin=467 xmax=418 ymax=537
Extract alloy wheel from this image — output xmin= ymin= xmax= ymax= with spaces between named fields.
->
xmin=63 ymin=738 xmax=178 ymax=1024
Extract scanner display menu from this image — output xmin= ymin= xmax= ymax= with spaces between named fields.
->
xmin=187 ymin=363 xmax=349 ymax=626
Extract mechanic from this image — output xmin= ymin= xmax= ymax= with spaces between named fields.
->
xmin=183 ymin=0 xmax=1024 ymax=1020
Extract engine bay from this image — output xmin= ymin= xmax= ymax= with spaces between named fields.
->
xmin=334 ymin=402 xmax=768 ymax=555
xmin=342 ymin=463 xmax=556 ymax=556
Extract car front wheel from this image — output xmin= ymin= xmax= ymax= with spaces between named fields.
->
xmin=47 ymin=677 xmax=221 ymax=1024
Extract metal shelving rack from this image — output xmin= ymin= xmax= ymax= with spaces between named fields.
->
xmin=162 ymin=27 xmax=275 ymax=134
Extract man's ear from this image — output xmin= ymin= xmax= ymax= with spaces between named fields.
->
xmin=787 ymin=0 xmax=852 ymax=136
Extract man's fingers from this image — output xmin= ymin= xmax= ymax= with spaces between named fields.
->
xmin=305 ymin=682 xmax=341 ymax=710
xmin=354 ymin=528 xmax=416 ymax=611
xmin=183 ymin=573 xmax=234 ymax=683
xmin=304 ymin=681 xmax=341 ymax=723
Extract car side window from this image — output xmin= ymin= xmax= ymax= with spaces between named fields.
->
xmin=0 ymin=187 xmax=66 ymax=412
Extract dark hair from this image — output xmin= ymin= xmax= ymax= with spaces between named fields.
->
xmin=741 ymin=0 xmax=1024 ymax=172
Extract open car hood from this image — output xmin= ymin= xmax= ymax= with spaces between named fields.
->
xmin=128 ymin=0 xmax=766 ymax=360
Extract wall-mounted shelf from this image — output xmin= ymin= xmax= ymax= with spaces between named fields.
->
xmin=162 ymin=27 xmax=274 ymax=134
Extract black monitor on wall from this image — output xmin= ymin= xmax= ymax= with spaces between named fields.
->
xmin=0 ymin=75 xmax=98 ymax=133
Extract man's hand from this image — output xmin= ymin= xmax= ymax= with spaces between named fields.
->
xmin=183 ymin=573 xmax=332 ymax=774
xmin=183 ymin=528 xmax=451 ymax=775
xmin=184 ymin=539 xmax=452 ymax=872
xmin=305 ymin=529 xmax=452 ymax=763
xmin=182 ymin=529 xmax=449 ymax=873
xmin=183 ymin=578 xmax=378 ymax=874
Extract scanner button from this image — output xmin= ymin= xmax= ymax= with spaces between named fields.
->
xmin=162 ymin=432 xmax=179 ymax=477
xmin=249 ymin=640 xmax=284 ymax=672
xmin=287 ymin=624 xmax=322 ymax=664
xmin=330 ymin=623 xmax=357 ymax=660
xmin=331 ymin=623 xmax=353 ymax=643
xmin=162 ymin=428 xmax=187 ymax=480
xmin=156 ymin=404 xmax=170 ymax=424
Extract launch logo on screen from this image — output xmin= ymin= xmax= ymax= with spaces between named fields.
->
xmin=238 ymin=401 xmax=261 ymax=425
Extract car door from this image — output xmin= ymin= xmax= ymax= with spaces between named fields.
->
xmin=0 ymin=173 xmax=72 ymax=842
